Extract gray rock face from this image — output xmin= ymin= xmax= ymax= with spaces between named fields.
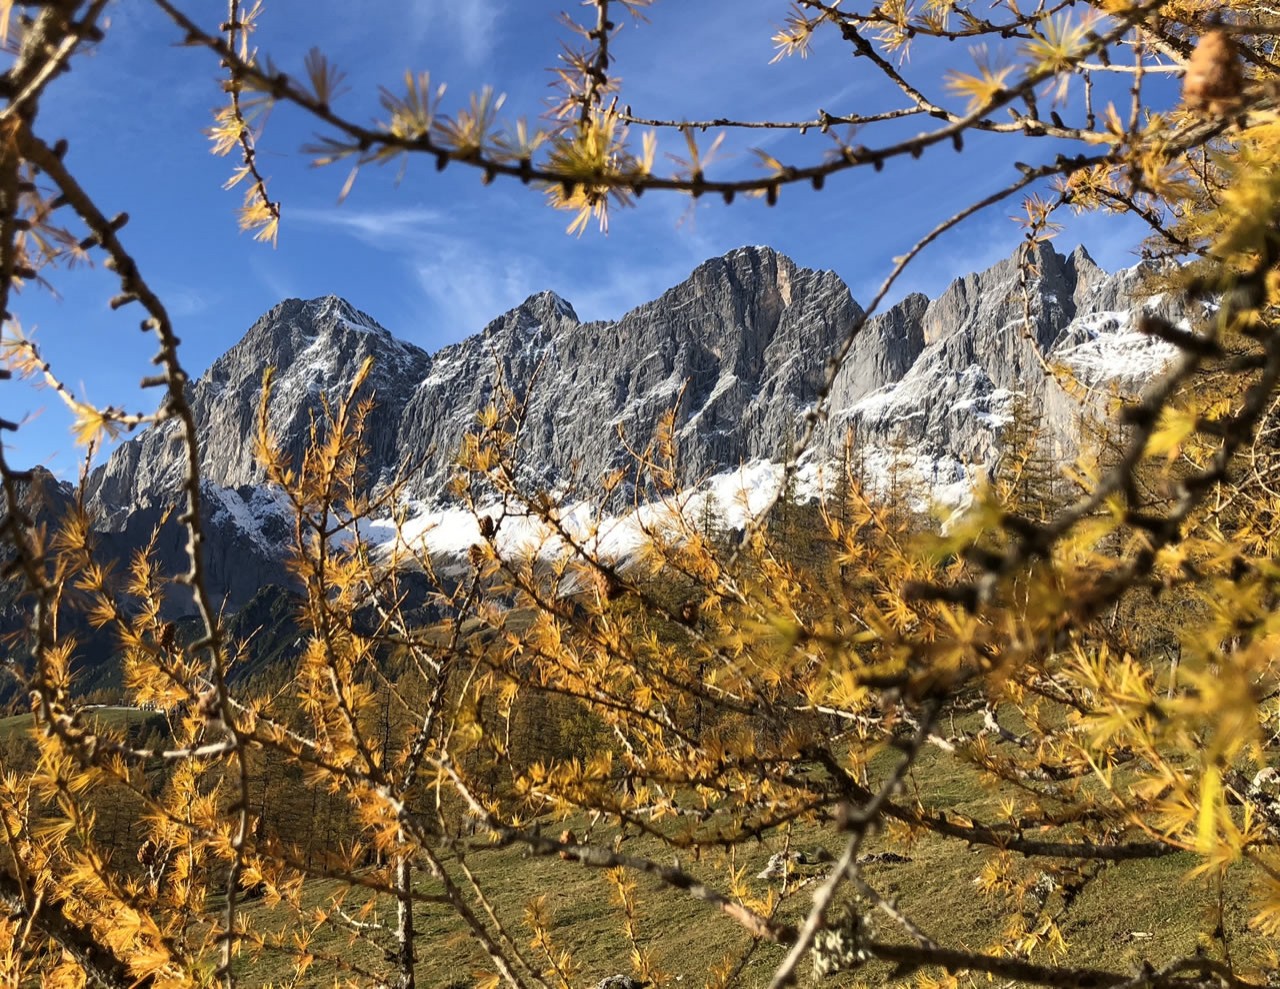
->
xmin=92 ymin=481 xmax=294 ymax=617
xmin=88 ymin=296 xmax=431 ymax=526
xmin=830 ymin=243 xmax=1198 ymax=485
xmin=90 ymin=247 xmax=863 ymax=518
xmin=78 ymin=241 xmax=1194 ymax=612
xmin=827 ymin=292 xmax=928 ymax=412
xmin=394 ymin=246 xmax=864 ymax=502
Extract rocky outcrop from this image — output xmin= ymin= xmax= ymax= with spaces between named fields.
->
xmin=89 ymin=247 xmax=864 ymax=517
xmin=0 ymin=469 xmax=112 ymax=703
xmin=397 ymin=245 xmax=864 ymax=501
xmin=827 ymin=292 xmax=928 ymax=412
xmin=87 ymin=296 xmax=431 ymax=526
xmin=830 ymin=244 xmax=1196 ymax=489
xmin=0 ymin=467 xmax=77 ymax=635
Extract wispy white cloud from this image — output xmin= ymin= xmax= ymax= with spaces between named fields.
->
xmin=414 ymin=247 xmax=541 ymax=337
xmin=290 ymin=206 xmax=448 ymax=245
xmin=863 ymin=218 xmax=1022 ymax=308
xmin=283 ymin=197 xmax=730 ymax=343
xmin=291 ymin=204 xmax=526 ymax=334
xmin=406 ymin=0 xmax=504 ymax=68
xmin=250 ymin=257 xmax=302 ymax=304
xmin=156 ymin=285 xmax=213 ymax=320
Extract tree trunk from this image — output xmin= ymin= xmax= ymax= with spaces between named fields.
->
xmin=395 ymin=853 xmax=416 ymax=989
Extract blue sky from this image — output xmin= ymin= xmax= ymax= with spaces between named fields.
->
xmin=5 ymin=0 xmax=1157 ymax=473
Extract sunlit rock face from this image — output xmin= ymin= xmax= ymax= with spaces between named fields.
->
xmin=827 ymin=243 xmax=1192 ymax=491
xmin=87 ymin=295 xmax=431 ymax=525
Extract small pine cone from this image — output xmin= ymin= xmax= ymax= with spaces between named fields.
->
xmin=679 ymin=600 xmax=700 ymax=626
xmin=468 ymin=543 xmax=486 ymax=568
xmin=478 ymin=515 xmax=496 ymax=538
xmin=1183 ymin=29 xmax=1243 ymax=115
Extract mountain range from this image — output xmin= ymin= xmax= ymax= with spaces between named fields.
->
xmin=13 ymin=241 xmax=1196 ymax=636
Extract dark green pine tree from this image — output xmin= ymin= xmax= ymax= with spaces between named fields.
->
xmin=994 ymin=392 xmax=1064 ymax=523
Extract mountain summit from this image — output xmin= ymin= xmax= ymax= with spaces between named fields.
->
xmin=88 ymin=295 xmax=431 ymax=524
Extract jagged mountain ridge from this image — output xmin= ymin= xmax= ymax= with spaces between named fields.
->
xmin=833 ymin=245 xmax=1190 ymax=486
xmin=80 ymin=242 xmax=1194 ymax=613
xmin=88 ymin=296 xmax=433 ymax=527
xmin=88 ymin=248 xmax=869 ymax=514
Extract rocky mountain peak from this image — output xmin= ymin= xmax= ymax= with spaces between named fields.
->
xmin=1068 ymin=243 xmax=1098 ymax=271
xmin=297 ymin=294 xmax=383 ymax=332
xmin=464 ymin=290 xmax=581 ymax=357
xmin=205 ymin=294 xmax=419 ymax=385
xmin=833 ymin=241 xmax=1195 ymax=490
xmin=679 ymin=244 xmax=810 ymax=309
xmin=921 ymin=241 xmax=1074 ymax=349
xmin=513 ymin=289 xmax=578 ymax=325
xmin=86 ymin=293 xmax=431 ymax=522
xmin=1 ymin=465 xmax=73 ymax=525
xmin=389 ymin=246 xmax=864 ymax=504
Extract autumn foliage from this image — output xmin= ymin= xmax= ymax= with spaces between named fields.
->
xmin=1 ymin=2 xmax=1280 ymax=988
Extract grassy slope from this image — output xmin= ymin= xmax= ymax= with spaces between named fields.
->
xmin=2 ymin=694 xmax=1260 ymax=985
xmin=226 ymin=825 xmax=1259 ymax=988
xmin=0 ymin=705 xmax=166 ymax=741
xmin=4 ymin=506 xmax=1264 ymax=986
xmin=224 ymin=732 xmax=1267 ymax=988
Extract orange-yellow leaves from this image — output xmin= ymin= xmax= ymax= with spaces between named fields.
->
xmin=770 ymin=3 xmax=836 ymax=62
xmin=1195 ymin=764 xmax=1223 ymax=854
xmin=302 ymin=47 xmax=347 ymax=108
xmin=380 ymin=71 xmax=445 ymax=144
xmin=946 ymin=46 xmax=1015 ymax=113
xmin=1146 ymin=406 xmax=1199 ymax=462
xmin=436 ymin=86 xmax=507 ymax=160
xmin=543 ymin=111 xmax=652 ymax=235
xmin=1022 ymin=13 xmax=1093 ymax=99
xmin=237 ymin=185 xmax=280 ymax=246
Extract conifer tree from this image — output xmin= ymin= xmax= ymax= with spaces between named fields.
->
xmin=0 ymin=3 xmax=1278 ymax=988
xmin=993 ymin=392 xmax=1066 ymax=522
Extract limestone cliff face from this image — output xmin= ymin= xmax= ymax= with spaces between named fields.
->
xmin=394 ymin=246 xmax=864 ymax=501
xmin=829 ymin=244 xmax=1195 ymax=483
xmin=826 ymin=292 xmax=928 ymax=415
xmin=78 ymin=242 xmax=1193 ymax=612
xmin=89 ymin=246 xmax=864 ymax=514
xmin=88 ymin=296 xmax=431 ymax=526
